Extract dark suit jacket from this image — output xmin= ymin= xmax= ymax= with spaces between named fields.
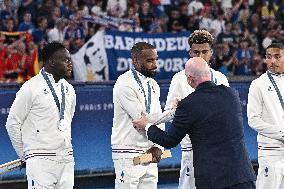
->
xmin=148 ymin=81 xmax=256 ymax=189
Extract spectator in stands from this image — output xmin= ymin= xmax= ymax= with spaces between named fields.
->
xmin=47 ymin=18 xmax=66 ymax=43
xmin=17 ymin=11 xmax=35 ymax=32
xmin=165 ymin=30 xmax=229 ymax=189
xmin=106 ymin=0 xmax=127 ymax=18
xmin=261 ymin=0 xmax=279 ymax=20
xmin=150 ymin=0 xmax=165 ymax=17
xmin=178 ymin=1 xmax=190 ymax=31
xmin=247 ymin=42 xmax=284 ymax=189
xmin=5 ymin=41 xmax=75 ymax=189
xmin=167 ymin=6 xmax=184 ymax=33
xmin=60 ymin=0 xmax=73 ymax=18
xmin=139 ymin=0 xmax=154 ymax=32
xmin=234 ymin=38 xmax=254 ymax=75
xmin=1 ymin=17 xmax=17 ymax=32
xmin=4 ymin=39 xmax=27 ymax=83
xmin=262 ymin=30 xmax=275 ymax=50
xmin=217 ymin=21 xmax=237 ymax=50
xmin=251 ymin=53 xmax=266 ymax=76
xmin=220 ymin=0 xmax=232 ymax=11
xmin=133 ymin=57 xmax=256 ymax=189
xmin=32 ymin=16 xmax=48 ymax=44
xmin=199 ymin=7 xmax=213 ymax=31
xmin=24 ymin=40 xmax=39 ymax=80
xmin=210 ymin=9 xmax=225 ymax=37
xmin=64 ymin=14 xmax=85 ymax=54
xmin=188 ymin=0 xmax=204 ymax=16
xmin=48 ymin=6 xmax=62 ymax=28
xmin=84 ymin=23 xmax=96 ymax=42
xmin=148 ymin=15 xmax=167 ymax=33
xmin=248 ymin=13 xmax=262 ymax=47
xmin=118 ymin=6 xmax=143 ymax=32
xmin=37 ymin=0 xmax=55 ymax=20
xmin=238 ymin=8 xmax=250 ymax=32
xmin=212 ymin=43 xmax=236 ymax=76
xmin=90 ymin=0 xmax=106 ymax=17
xmin=112 ymin=42 xmax=164 ymax=189
xmin=229 ymin=0 xmax=243 ymax=23
xmin=0 ymin=0 xmax=17 ymax=22
xmin=17 ymin=0 xmax=37 ymax=24
xmin=0 ymin=34 xmax=7 ymax=81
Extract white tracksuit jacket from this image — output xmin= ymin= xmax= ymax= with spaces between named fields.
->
xmin=247 ymin=72 xmax=284 ymax=158
xmin=112 ymin=70 xmax=164 ymax=159
xmin=165 ymin=69 xmax=229 ymax=151
xmin=5 ymin=70 xmax=76 ymax=160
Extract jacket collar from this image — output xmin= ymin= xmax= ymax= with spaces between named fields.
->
xmin=195 ymin=81 xmax=216 ymax=91
xmin=132 ymin=68 xmax=151 ymax=82
xmin=267 ymin=70 xmax=284 ymax=78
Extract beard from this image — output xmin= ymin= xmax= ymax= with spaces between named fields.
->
xmin=140 ymin=68 xmax=157 ymax=78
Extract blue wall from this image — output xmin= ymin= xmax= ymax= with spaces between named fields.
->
xmin=0 ymin=81 xmax=257 ymax=180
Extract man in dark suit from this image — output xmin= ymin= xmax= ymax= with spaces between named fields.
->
xmin=133 ymin=57 xmax=256 ymax=189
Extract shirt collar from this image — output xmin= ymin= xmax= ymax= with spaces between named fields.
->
xmin=41 ymin=68 xmax=56 ymax=83
xmin=267 ymin=70 xmax=284 ymax=78
xmin=195 ymin=81 xmax=216 ymax=91
xmin=132 ymin=68 xmax=151 ymax=82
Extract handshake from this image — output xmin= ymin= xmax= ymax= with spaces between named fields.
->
xmin=132 ymin=97 xmax=180 ymax=130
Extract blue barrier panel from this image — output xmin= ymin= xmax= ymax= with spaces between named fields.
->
xmin=0 ymin=81 xmax=257 ymax=180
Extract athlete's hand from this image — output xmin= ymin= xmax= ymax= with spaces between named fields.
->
xmin=171 ymin=97 xmax=181 ymax=109
xmin=146 ymin=147 xmax=162 ymax=163
xmin=132 ymin=112 xmax=148 ymax=129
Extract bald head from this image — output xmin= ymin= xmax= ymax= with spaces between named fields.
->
xmin=185 ymin=57 xmax=211 ymax=88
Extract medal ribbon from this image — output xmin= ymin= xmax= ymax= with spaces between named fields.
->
xmin=131 ymin=68 xmax=151 ymax=113
xmin=267 ymin=71 xmax=284 ymax=111
xmin=41 ymin=69 xmax=65 ymax=120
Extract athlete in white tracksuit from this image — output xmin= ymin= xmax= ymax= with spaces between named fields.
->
xmin=247 ymin=43 xmax=284 ymax=189
xmin=112 ymin=42 xmax=169 ymax=189
xmin=165 ymin=68 xmax=229 ymax=189
xmin=5 ymin=42 xmax=76 ymax=189
xmin=166 ymin=29 xmax=230 ymax=189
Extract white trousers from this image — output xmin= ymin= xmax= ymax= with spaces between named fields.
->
xmin=113 ymin=158 xmax=158 ymax=189
xmin=256 ymin=156 xmax=284 ymax=189
xmin=26 ymin=156 xmax=74 ymax=189
xmin=178 ymin=150 xmax=195 ymax=189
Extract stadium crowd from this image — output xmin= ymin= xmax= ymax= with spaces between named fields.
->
xmin=0 ymin=0 xmax=283 ymax=82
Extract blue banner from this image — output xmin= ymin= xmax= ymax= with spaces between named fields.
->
xmin=0 ymin=81 xmax=257 ymax=180
xmin=104 ymin=30 xmax=191 ymax=80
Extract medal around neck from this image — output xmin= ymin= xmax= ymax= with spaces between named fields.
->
xmin=58 ymin=119 xmax=67 ymax=131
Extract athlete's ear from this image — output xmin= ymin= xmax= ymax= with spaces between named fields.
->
xmin=132 ymin=57 xmax=140 ymax=70
xmin=188 ymin=49 xmax=192 ymax=57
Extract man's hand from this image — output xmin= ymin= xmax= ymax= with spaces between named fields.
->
xmin=146 ymin=147 xmax=162 ymax=163
xmin=171 ymin=97 xmax=181 ymax=109
xmin=165 ymin=97 xmax=181 ymax=111
xmin=132 ymin=112 xmax=149 ymax=129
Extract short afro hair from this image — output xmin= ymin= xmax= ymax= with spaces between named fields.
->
xmin=266 ymin=42 xmax=284 ymax=50
xmin=41 ymin=41 xmax=66 ymax=66
xmin=188 ymin=30 xmax=214 ymax=47
xmin=131 ymin=42 xmax=155 ymax=59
